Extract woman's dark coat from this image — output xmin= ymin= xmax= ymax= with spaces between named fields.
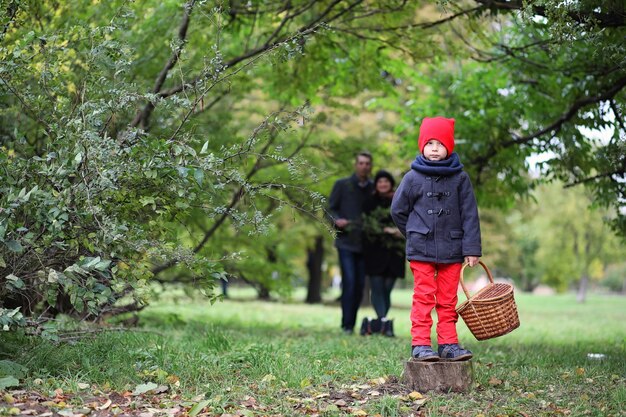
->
xmin=362 ymin=193 xmax=406 ymax=279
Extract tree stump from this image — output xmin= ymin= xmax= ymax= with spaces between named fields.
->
xmin=402 ymin=360 xmax=473 ymax=393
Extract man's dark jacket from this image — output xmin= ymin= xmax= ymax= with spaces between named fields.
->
xmin=328 ymin=174 xmax=374 ymax=253
xmin=391 ymin=153 xmax=481 ymax=264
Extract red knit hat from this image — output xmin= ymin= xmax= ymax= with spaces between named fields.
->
xmin=418 ymin=117 xmax=455 ymax=154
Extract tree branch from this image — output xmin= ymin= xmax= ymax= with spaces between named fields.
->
xmin=474 ymin=0 xmax=626 ymax=28
xmin=131 ymin=0 xmax=197 ymax=129
xmin=564 ymin=168 xmax=626 ymax=188
xmin=1 ymin=1 xmax=20 ymax=39
xmin=470 ymin=75 xmax=626 ymax=168
xmin=135 ymin=0 xmax=353 ymax=130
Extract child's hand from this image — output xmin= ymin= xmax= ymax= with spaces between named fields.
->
xmin=465 ymin=256 xmax=479 ymax=267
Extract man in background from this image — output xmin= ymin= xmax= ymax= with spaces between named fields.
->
xmin=328 ymin=151 xmax=374 ymax=334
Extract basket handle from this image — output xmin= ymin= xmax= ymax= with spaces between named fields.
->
xmin=459 ymin=260 xmax=495 ymax=301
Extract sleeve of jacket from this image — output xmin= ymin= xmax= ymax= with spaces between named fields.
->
xmin=390 ymin=175 xmax=412 ymax=238
xmin=327 ymin=180 xmax=343 ymax=224
xmin=459 ymin=172 xmax=482 ymax=256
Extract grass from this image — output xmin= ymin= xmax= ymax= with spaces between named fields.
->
xmin=1 ymin=287 xmax=625 ymax=416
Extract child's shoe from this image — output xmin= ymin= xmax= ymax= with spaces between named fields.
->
xmin=411 ymin=345 xmax=439 ymax=362
xmin=438 ymin=344 xmax=473 ymax=361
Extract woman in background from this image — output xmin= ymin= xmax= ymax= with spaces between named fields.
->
xmin=362 ymin=170 xmax=405 ymax=337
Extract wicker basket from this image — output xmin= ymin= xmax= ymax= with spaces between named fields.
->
xmin=456 ymin=261 xmax=520 ymax=341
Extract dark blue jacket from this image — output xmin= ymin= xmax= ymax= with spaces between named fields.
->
xmin=328 ymin=174 xmax=374 ymax=253
xmin=391 ymin=153 xmax=481 ymax=263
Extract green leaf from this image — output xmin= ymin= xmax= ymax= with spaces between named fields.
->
xmin=0 ymin=360 xmax=27 ymax=379
xmin=0 ymin=376 xmax=19 ymax=390
xmin=140 ymin=196 xmax=156 ymax=207
xmin=5 ymin=240 xmax=23 ymax=253
xmin=94 ymin=260 xmax=111 ymax=271
xmin=83 ymin=257 xmax=101 ymax=268
xmin=194 ymin=168 xmax=204 ymax=186
xmin=5 ymin=275 xmax=24 ymax=290
xmin=189 ymin=399 xmax=211 ymax=417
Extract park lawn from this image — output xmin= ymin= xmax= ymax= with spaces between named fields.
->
xmin=1 ymin=287 xmax=625 ymax=417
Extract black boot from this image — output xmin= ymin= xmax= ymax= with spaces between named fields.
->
xmin=382 ymin=319 xmax=395 ymax=337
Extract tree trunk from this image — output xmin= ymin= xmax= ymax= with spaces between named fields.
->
xmin=258 ymin=285 xmax=271 ymax=300
xmin=305 ymin=235 xmax=324 ymax=304
xmin=576 ymin=275 xmax=589 ymax=303
xmin=403 ymin=360 xmax=473 ymax=393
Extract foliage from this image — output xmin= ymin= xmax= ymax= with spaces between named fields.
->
xmin=0 ymin=0 xmax=331 ymax=329
xmin=478 ymin=182 xmax=625 ymax=293
xmin=529 ymin=182 xmax=625 ymax=292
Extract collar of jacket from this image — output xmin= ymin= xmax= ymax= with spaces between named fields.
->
xmin=410 ymin=152 xmax=464 ymax=176
xmin=351 ymin=173 xmax=372 ymax=188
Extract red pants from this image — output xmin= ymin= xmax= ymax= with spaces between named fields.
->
xmin=409 ymin=261 xmax=462 ymax=346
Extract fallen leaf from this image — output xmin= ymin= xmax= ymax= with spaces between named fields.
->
xmin=241 ymin=395 xmax=257 ymax=408
xmin=488 ymin=377 xmax=503 ymax=386
xmin=97 ymin=399 xmax=112 ymax=410
xmin=576 ymin=368 xmax=585 ymax=376
xmin=133 ymin=382 xmax=158 ymax=396
xmin=352 ymin=409 xmax=367 ymax=416
xmin=408 ymin=391 xmax=423 ymax=400
xmin=153 ymin=385 xmax=169 ymax=394
xmin=370 ymin=377 xmax=386 ymax=385
xmin=77 ymin=383 xmax=90 ymax=390
xmin=368 ymin=390 xmax=381 ymax=396
xmin=314 ymin=393 xmax=329 ymax=399
xmin=261 ymin=374 xmax=276 ymax=383
xmin=3 ymin=393 xmax=15 ymax=403
xmin=334 ymin=399 xmax=347 ymax=407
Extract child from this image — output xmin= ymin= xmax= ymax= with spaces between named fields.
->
xmin=391 ymin=116 xmax=481 ymax=361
